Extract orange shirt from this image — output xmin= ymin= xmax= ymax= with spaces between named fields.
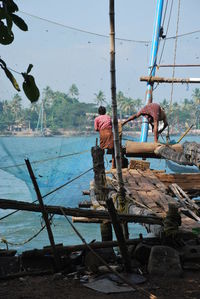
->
xmin=94 ymin=115 xmax=112 ymax=131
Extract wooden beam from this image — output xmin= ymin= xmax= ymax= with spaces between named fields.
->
xmin=0 ymin=198 xmax=163 ymax=225
xmin=126 ymin=141 xmax=182 ymax=157
xmin=157 ymin=64 xmax=200 ymax=68
xmin=22 ymin=237 xmax=159 ymax=257
xmin=25 ymin=159 xmax=61 ymax=271
xmin=140 ymin=76 xmax=200 ymax=84
xmin=154 ymin=173 xmax=200 ymax=196
xmin=72 ymin=216 xmax=102 ymax=223
xmin=106 ymin=198 xmax=131 ymax=272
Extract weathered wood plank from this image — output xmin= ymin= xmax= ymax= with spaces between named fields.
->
xmin=154 ymin=173 xmax=200 ymax=193
xmin=0 ymin=198 xmax=163 ymax=225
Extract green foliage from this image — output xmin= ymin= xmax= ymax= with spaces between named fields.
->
xmin=0 ymin=0 xmax=28 ymax=45
xmin=94 ymin=90 xmax=106 ymax=106
xmin=0 ymin=1 xmax=40 ymax=103
xmin=1 ymin=86 xmax=200 ymax=134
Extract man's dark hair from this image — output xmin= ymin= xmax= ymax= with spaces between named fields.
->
xmin=98 ymin=106 xmax=106 ymax=115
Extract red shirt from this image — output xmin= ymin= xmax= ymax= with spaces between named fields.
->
xmin=138 ymin=103 xmax=161 ymax=123
xmin=94 ymin=115 xmax=112 ymax=131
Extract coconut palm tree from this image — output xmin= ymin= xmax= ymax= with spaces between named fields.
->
xmin=120 ymin=97 xmax=136 ymax=116
xmin=69 ymin=84 xmax=79 ymax=99
xmin=117 ymin=91 xmax=125 ymax=119
xmin=94 ymin=90 xmax=106 ymax=106
xmin=11 ymin=94 xmax=22 ymax=121
xmin=192 ymin=88 xmax=200 ymax=105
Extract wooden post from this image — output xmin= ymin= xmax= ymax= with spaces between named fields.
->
xmin=91 ymin=146 xmax=107 ymax=202
xmin=106 ymin=197 xmax=131 ymax=272
xmin=109 ymin=0 xmax=126 ymax=200
xmin=25 ymin=159 xmax=61 ymax=271
xmin=140 ymin=76 xmax=200 ymax=84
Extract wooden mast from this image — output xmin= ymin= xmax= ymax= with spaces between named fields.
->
xmin=109 ymin=0 xmax=125 ymax=199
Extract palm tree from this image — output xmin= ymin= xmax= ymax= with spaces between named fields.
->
xmin=120 ymin=97 xmax=136 ymax=116
xmin=192 ymin=88 xmax=200 ymax=105
xmin=69 ymin=84 xmax=79 ymax=99
xmin=117 ymin=91 xmax=125 ymax=119
xmin=11 ymin=94 xmax=22 ymax=122
xmin=94 ymin=90 xmax=106 ymax=106
xmin=43 ymin=86 xmax=54 ymax=109
xmin=192 ymin=89 xmax=200 ymax=129
xmin=135 ymin=98 xmax=143 ymax=111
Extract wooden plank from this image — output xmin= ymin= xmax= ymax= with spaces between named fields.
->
xmin=0 ymin=198 xmax=163 ymax=225
xmin=154 ymin=173 xmax=200 ymax=193
xmin=139 ymin=169 xmax=168 ymax=193
xmin=140 ymin=76 xmax=200 ymax=84
xmin=128 ymin=170 xmax=156 ymax=191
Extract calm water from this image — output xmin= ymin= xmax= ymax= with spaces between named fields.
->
xmin=0 ymin=134 xmax=199 ymax=253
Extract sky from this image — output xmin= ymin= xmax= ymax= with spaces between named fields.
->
xmin=0 ymin=0 xmax=200 ymax=107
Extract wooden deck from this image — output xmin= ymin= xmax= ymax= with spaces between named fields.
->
xmin=110 ymin=167 xmax=200 ymax=231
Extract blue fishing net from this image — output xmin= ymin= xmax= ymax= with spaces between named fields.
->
xmin=0 ymin=136 xmax=98 ymax=207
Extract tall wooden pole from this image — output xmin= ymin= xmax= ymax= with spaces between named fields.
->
xmin=25 ymin=159 xmax=61 ymax=271
xmin=106 ymin=198 xmax=131 ymax=272
xmin=109 ymin=0 xmax=125 ymax=199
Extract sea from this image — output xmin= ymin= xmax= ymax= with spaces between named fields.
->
xmin=0 ymin=134 xmax=199 ymax=253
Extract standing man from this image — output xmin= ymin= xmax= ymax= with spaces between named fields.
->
xmin=122 ymin=102 xmax=168 ymax=142
xmin=94 ymin=106 xmax=115 ymax=168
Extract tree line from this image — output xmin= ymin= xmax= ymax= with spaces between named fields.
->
xmin=0 ymin=85 xmax=200 ymax=134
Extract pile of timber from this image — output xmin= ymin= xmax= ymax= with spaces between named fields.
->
xmin=109 ymin=167 xmax=200 ymax=232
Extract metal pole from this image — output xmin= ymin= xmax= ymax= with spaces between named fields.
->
xmin=25 ymin=159 xmax=61 ymax=271
xmin=140 ymin=0 xmax=164 ymax=142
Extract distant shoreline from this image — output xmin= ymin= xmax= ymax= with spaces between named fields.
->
xmin=1 ymin=129 xmax=200 ymax=138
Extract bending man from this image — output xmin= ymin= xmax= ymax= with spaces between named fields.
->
xmin=94 ymin=106 xmax=115 ymax=168
xmin=122 ymin=102 xmax=168 ymax=142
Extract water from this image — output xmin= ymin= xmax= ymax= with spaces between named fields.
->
xmin=0 ymin=134 xmax=199 ymax=253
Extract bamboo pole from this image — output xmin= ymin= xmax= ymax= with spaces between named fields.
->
xmin=0 ymin=198 xmax=163 ymax=225
xmin=157 ymin=64 xmax=200 ymax=68
xmin=25 ymin=159 xmax=61 ymax=271
xmin=140 ymin=76 xmax=200 ymax=84
xmin=106 ymin=197 xmax=131 ymax=272
xmin=109 ymin=0 xmax=125 ymax=199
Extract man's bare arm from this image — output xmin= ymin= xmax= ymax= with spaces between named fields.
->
xmin=122 ymin=114 xmax=138 ymax=126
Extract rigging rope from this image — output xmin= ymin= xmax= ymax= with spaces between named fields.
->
xmin=19 ymin=10 xmax=200 ymax=44
xmin=161 ymin=0 xmax=169 ymax=28
xmin=19 ymin=10 xmax=150 ymax=44
xmin=0 ymin=166 xmax=93 ymax=220
xmin=158 ymin=0 xmax=174 ymax=66
xmin=1 ymin=149 xmax=90 ymax=170
xmin=1 ymin=215 xmax=54 ymax=248
xmin=42 ymin=167 xmax=93 ymax=198
xmin=169 ymin=0 xmax=181 ymax=111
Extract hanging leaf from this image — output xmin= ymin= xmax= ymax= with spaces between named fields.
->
xmin=0 ymin=58 xmax=7 ymax=68
xmin=6 ymin=0 xmax=19 ymax=13
xmin=0 ymin=59 xmax=20 ymax=91
xmin=0 ymin=8 xmax=6 ymax=20
xmin=6 ymin=14 xmax=13 ymax=35
xmin=11 ymin=14 xmax=28 ymax=31
xmin=4 ymin=68 xmax=20 ymax=91
xmin=27 ymin=64 xmax=33 ymax=74
xmin=0 ymin=21 xmax=14 ymax=45
xmin=22 ymin=73 xmax=40 ymax=103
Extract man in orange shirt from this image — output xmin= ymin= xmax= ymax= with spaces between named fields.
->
xmin=94 ymin=106 xmax=115 ymax=168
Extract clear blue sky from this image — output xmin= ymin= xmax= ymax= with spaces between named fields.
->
xmin=0 ymin=0 xmax=200 ymax=107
